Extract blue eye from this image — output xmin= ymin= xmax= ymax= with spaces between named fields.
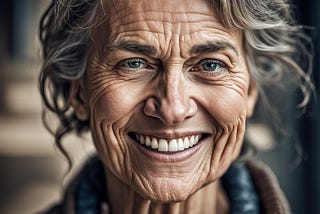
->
xmin=202 ymin=61 xmax=218 ymax=71
xmin=122 ymin=58 xmax=146 ymax=69
xmin=200 ymin=59 xmax=225 ymax=72
xmin=189 ymin=59 xmax=227 ymax=75
xmin=114 ymin=57 xmax=157 ymax=75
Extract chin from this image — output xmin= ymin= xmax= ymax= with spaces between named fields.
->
xmin=144 ymin=191 xmax=191 ymax=203
xmin=135 ymin=179 xmax=201 ymax=203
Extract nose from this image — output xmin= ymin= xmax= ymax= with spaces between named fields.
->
xmin=143 ymin=71 xmax=197 ymax=125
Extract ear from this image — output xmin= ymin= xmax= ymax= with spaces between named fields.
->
xmin=246 ymin=78 xmax=258 ymax=118
xmin=70 ymin=80 xmax=89 ymax=121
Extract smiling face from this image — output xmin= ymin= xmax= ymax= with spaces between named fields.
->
xmin=72 ymin=0 xmax=257 ymax=202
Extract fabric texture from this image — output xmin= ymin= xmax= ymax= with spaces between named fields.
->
xmin=222 ymin=163 xmax=260 ymax=213
xmin=40 ymin=156 xmax=290 ymax=214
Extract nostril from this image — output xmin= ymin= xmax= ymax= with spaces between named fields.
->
xmin=143 ymin=96 xmax=160 ymax=118
xmin=186 ymin=99 xmax=198 ymax=118
xmin=143 ymin=95 xmax=197 ymax=125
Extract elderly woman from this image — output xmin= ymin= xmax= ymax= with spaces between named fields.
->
xmin=39 ymin=0 xmax=313 ymax=213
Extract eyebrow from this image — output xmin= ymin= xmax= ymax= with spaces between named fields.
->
xmin=108 ymin=40 xmax=157 ymax=56
xmin=107 ymin=40 xmax=238 ymax=56
xmin=190 ymin=41 xmax=239 ymax=56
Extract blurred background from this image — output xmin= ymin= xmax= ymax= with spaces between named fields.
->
xmin=0 ymin=0 xmax=319 ymax=213
xmin=0 ymin=1 xmax=95 ymax=213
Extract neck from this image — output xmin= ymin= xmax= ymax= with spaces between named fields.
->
xmin=104 ymin=169 xmax=229 ymax=214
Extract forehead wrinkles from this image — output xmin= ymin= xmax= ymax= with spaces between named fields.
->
xmin=92 ymin=0 xmax=242 ymax=58
xmin=112 ymin=11 xmax=220 ymax=35
xmin=102 ymin=0 xmax=223 ymax=35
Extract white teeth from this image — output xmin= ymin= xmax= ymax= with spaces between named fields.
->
xmin=140 ymin=135 xmax=145 ymax=145
xmin=190 ymin=135 xmax=195 ymax=147
xmin=195 ymin=135 xmax=199 ymax=143
xmin=135 ymin=134 xmax=202 ymax=152
xmin=183 ymin=137 xmax=189 ymax=149
xmin=145 ymin=136 xmax=151 ymax=146
xmin=168 ymin=139 xmax=178 ymax=152
xmin=151 ymin=137 xmax=158 ymax=149
xmin=158 ymin=139 xmax=168 ymax=152
xmin=178 ymin=138 xmax=184 ymax=151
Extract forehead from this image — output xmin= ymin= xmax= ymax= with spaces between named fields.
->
xmin=104 ymin=0 xmax=214 ymax=17
xmin=101 ymin=0 xmax=228 ymax=32
xmin=93 ymin=0 xmax=242 ymax=56
xmin=106 ymin=0 xmax=214 ymax=23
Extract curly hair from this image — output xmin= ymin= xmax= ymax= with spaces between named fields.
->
xmin=39 ymin=0 xmax=314 ymax=167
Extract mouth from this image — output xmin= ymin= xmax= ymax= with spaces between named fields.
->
xmin=129 ymin=132 xmax=209 ymax=153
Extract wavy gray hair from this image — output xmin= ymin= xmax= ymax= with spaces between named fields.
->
xmin=39 ymin=0 xmax=314 ymax=166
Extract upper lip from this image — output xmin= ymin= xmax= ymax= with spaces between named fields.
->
xmin=129 ymin=131 xmax=210 ymax=140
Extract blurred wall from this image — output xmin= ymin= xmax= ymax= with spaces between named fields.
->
xmin=0 ymin=1 xmax=94 ymax=213
xmin=0 ymin=1 xmax=64 ymax=213
xmin=292 ymin=0 xmax=320 ymax=213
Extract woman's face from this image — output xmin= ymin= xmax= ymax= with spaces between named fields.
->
xmin=73 ymin=0 xmax=257 ymax=202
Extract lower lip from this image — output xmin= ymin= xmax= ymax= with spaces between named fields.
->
xmin=131 ymin=137 xmax=205 ymax=163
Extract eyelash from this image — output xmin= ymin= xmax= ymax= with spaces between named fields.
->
xmin=114 ymin=57 xmax=228 ymax=76
xmin=190 ymin=58 xmax=228 ymax=75
xmin=115 ymin=58 xmax=153 ymax=72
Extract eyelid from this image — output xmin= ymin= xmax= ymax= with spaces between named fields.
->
xmin=117 ymin=57 xmax=145 ymax=67
xmin=122 ymin=57 xmax=145 ymax=63
xmin=106 ymin=49 xmax=158 ymax=65
xmin=190 ymin=58 xmax=228 ymax=72
xmin=113 ymin=57 xmax=157 ymax=73
xmin=200 ymin=58 xmax=226 ymax=66
xmin=186 ymin=51 xmax=236 ymax=68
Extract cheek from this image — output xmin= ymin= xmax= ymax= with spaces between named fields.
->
xmin=205 ymin=88 xmax=247 ymax=125
xmin=203 ymin=69 xmax=250 ymax=125
xmin=87 ymin=83 xmax=142 ymax=172
xmin=89 ymin=83 xmax=143 ymax=124
xmin=199 ymin=87 xmax=248 ymax=181
xmin=94 ymin=91 xmax=129 ymax=122
xmin=85 ymin=68 xmax=148 ymax=124
xmin=90 ymin=88 xmax=138 ymax=154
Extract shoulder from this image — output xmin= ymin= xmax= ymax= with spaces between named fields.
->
xmin=246 ymin=159 xmax=291 ymax=214
xmin=39 ymin=156 xmax=107 ymax=214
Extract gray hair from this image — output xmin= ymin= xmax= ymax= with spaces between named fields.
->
xmin=39 ymin=0 xmax=314 ymax=166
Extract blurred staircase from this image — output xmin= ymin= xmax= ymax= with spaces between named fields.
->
xmin=0 ymin=60 xmax=95 ymax=213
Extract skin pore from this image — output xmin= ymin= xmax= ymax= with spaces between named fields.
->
xmin=71 ymin=0 xmax=257 ymax=213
